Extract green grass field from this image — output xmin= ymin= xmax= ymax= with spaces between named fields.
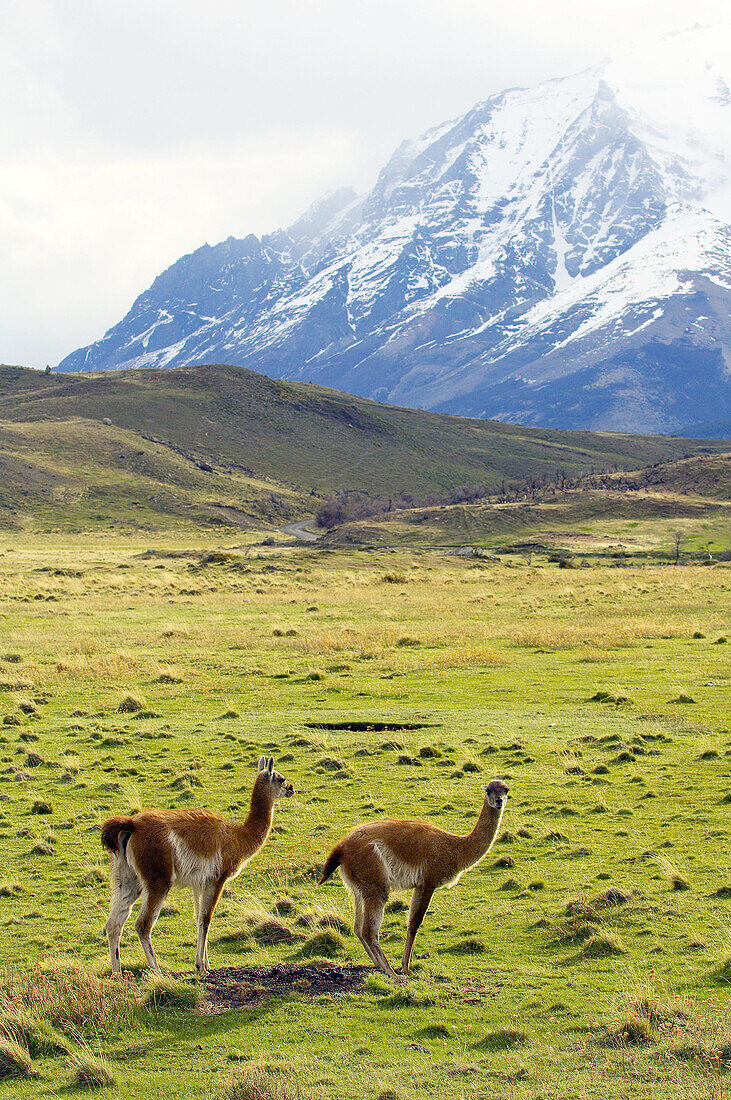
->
xmin=1 ymin=532 xmax=729 ymax=1099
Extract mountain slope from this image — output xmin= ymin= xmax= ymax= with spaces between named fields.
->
xmin=58 ymin=25 xmax=731 ymax=434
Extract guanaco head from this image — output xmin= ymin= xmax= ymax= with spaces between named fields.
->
xmin=256 ymin=755 xmax=294 ymax=799
xmin=483 ymin=779 xmax=509 ymax=811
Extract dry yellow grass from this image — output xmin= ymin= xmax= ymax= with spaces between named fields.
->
xmin=0 ymin=963 xmax=140 ymax=1033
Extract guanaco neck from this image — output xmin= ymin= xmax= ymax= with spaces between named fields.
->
xmin=235 ymin=779 xmax=274 ymax=856
xmin=457 ymin=799 xmax=505 ymax=869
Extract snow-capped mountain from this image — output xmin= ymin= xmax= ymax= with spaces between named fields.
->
xmin=58 ymin=24 xmax=731 ymax=436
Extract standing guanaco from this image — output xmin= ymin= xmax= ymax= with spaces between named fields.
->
xmin=100 ymin=756 xmax=293 ymax=975
xmin=319 ymin=779 xmax=508 ymax=976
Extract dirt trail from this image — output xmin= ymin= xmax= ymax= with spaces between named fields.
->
xmin=278 ymin=518 xmax=322 ymax=542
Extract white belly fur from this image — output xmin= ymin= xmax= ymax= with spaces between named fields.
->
xmin=169 ymin=832 xmax=223 ymax=888
xmin=372 ymin=841 xmax=424 ymax=890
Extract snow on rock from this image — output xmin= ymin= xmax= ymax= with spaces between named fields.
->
xmin=57 ymin=22 xmax=731 ymax=435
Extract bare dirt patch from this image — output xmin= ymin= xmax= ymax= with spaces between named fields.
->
xmin=194 ymin=963 xmax=371 ymax=1013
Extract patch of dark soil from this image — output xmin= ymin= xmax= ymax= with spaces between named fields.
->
xmin=305 ymin=720 xmax=440 ymax=732
xmin=196 ymin=962 xmax=371 ymax=1013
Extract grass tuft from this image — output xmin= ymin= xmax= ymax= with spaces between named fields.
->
xmin=416 ymin=1023 xmax=452 ymax=1039
xmin=0 ymin=1003 xmax=71 ymax=1056
xmin=602 ymin=1013 xmax=654 ymax=1046
xmin=473 ymin=1028 xmax=527 ymax=1051
xmin=253 ymin=919 xmax=302 ymax=946
xmin=380 ymin=985 xmax=436 ymax=1008
xmin=580 ymin=932 xmax=627 ymax=958
xmin=222 ymin=1066 xmax=301 ymax=1100
xmin=0 ymin=1037 xmax=36 ymax=1078
xmin=143 ymin=976 xmax=202 ymax=1010
xmin=67 ymin=1050 xmax=116 ymax=1089
xmin=446 ymin=938 xmax=485 ymax=955
xmin=709 ymin=958 xmax=731 ymax=984
xmin=296 ymin=930 xmax=346 ymax=958
xmin=1 ymin=963 xmax=140 ymax=1034
xmin=117 ymin=693 xmax=144 ymax=713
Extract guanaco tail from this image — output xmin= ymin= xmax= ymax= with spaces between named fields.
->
xmin=319 ymin=779 xmax=508 ymax=976
xmin=100 ymin=756 xmax=293 ymax=975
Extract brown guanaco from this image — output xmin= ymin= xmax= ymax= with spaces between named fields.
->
xmin=100 ymin=756 xmax=293 ymax=975
xmin=319 ymin=779 xmax=508 ymax=976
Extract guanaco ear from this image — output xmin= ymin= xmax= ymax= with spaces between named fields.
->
xmin=267 ymin=756 xmax=274 ymax=776
xmin=257 ymin=756 xmax=267 ymax=772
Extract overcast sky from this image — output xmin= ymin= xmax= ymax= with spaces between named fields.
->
xmin=2 ymin=0 xmax=728 ymax=367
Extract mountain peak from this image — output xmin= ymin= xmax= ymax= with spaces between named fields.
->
xmin=57 ymin=27 xmax=731 ymax=437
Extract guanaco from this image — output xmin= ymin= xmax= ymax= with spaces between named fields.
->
xmin=319 ymin=779 xmax=508 ymax=976
xmin=100 ymin=756 xmax=293 ymax=975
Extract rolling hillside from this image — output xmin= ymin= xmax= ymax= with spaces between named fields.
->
xmin=321 ymin=452 xmax=731 ymax=554
xmin=1 ymin=362 xmax=727 ymax=532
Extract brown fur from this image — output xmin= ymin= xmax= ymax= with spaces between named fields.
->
xmin=101 ymin=757 xmax=293 ymax=975
xmin=320 ymin=779 xmax=508 ymax=977
xmin=100 ymin=816 xmax=135 ymax=853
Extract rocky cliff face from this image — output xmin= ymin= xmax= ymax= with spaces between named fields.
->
xmin=58 ymin=24 xmax=731 ymax=436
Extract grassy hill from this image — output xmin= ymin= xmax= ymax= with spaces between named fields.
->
xmin=1 ymin=362 xmax=727 ymax=532
xmin=322 ymin=452 xmax=731 ymax=558
xmin=0 ymin=417 xmax=305 ymax=532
